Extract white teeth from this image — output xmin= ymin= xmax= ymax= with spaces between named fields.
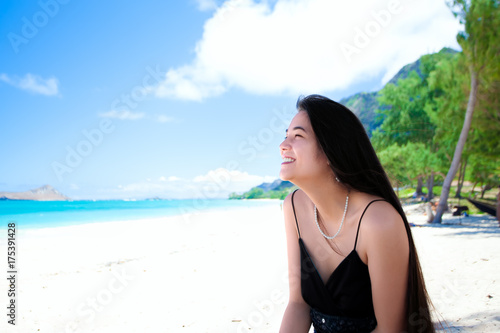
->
xmin=283 ymin=158 xmax=295 ymax=163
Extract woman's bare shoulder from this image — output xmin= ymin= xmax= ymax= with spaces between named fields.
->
xmin=357 ymin=199 xmax=409 ymax=258
xmin=356 ymin=199 xmax=407 ymax=245
xmin=359 ymin=199 xmax=403 ymax=228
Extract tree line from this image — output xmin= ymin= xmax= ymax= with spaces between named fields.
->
xmin=373 ymin=0 xmax=499 ymax=222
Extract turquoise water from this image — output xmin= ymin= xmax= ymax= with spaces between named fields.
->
xmin=0 ymin=199 xmax=280 ymax=229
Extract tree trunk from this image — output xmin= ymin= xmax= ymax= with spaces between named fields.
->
xmin=426 ymin=202 xmax=434 ymax=223
xmin=427 ymin=173 xmax=435 ymax=201
xmin=471 ymin=181 xmax=477 ymax=195
xmin=416 ymin=177 xmax=424 ymax=196
xmin=455 ymin=159 xmax=467 ymax=198
xmin=454 ymin=162 xmax=462 ymax=198
xmin=433 ymin=68 xmax=479 ymax=223
xmin=481 ymin=185 xmax=491 ymax=199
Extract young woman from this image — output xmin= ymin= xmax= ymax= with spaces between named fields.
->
xmin=279 ymin=95 xmax=435 ymax=333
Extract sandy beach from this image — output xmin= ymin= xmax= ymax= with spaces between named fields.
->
xmin=0 ymin=203 xmax=498 ymax=332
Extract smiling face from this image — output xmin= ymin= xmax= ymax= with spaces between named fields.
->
xmin=279 ymin=111 xmax=331 ymax=184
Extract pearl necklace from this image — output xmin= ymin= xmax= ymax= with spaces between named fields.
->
xmin=314 ymin=194 xmax=349 ymax=240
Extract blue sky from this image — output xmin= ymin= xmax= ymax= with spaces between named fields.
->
xmin=0 ymin=0 xmax=461 ymax=199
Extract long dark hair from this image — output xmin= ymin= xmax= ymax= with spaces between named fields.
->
xmin=297 ymin=94 xmax=436 ymax=333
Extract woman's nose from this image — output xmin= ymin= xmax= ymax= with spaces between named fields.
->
xmin=279 ymin=138 xmax=289 ymax=152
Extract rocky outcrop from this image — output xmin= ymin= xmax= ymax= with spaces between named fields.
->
xmin=0 ymin=185 xmax=70 ymax=201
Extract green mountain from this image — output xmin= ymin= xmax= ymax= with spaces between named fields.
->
xmin=340 ymin=91 xmax=382 ymax=136
xmin=340 ymin=47 xmax=458 ymax=136
xmin=256 ymin=179 xmax=293 ymax=192
xmin=229 ymin=180 xmax=296 ymax=200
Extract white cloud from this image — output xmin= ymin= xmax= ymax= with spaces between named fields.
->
xmin=159 ymin=176 xmax=181 ymax=181
xmin=99 ymin=110 xmax=145 ymax=120
xmin=107 ymin=168 xmax=276 ymax=199
xmin=97 ymin=111 xmax=175 ymax=123
xmin=0 ymin=73 xmax=59 ymax=96
xmin=193 ymin=167 xmax=273 ymax=183
xmin=156 ymin=115 xmax=174 ymax=123
xmin=116 ymin=182 xmax=165 ymax=194
xmin=151 ymin=0 xmax=461 ymax=101
xmin=195 ymin=0 xmax=218 ymax=11
xmin=154 ymin=65 xmax=226 ymax=101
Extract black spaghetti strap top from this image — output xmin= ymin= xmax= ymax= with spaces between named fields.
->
xmin=291 ymin=189 xmax=380 ymax=332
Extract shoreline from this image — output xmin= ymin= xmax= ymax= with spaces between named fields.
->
xmin=0 ymin=199 xmax=282 ymax=231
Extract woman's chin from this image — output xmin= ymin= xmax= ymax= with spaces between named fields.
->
xmin=278 ymin=172 xmax=288 ymax=182
xmin=279 ymin=170 xmax=293 ymax=182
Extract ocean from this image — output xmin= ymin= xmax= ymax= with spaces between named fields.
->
xmin=0 ymin=199 xmax=281 ymax=230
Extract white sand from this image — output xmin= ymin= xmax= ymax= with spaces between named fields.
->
xmin=408 ymin=213 xmax=500 ymax=332
xmin=0 ymin=203 xmax=498 ymax=332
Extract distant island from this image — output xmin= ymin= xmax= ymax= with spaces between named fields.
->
xmin=0 ymin=185 xmax=70 ymax=201
xmin=229 ymin=179 xmax=296 ymax=200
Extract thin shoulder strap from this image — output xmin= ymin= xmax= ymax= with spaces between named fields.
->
xmin=290 ymin=189 xmax=301 ymax=238
xmin=354 ymin=199 xmax=386 ymax=250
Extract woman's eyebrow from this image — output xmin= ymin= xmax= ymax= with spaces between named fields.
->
xmin=285 ymin=126 xmax=307 ymax=133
